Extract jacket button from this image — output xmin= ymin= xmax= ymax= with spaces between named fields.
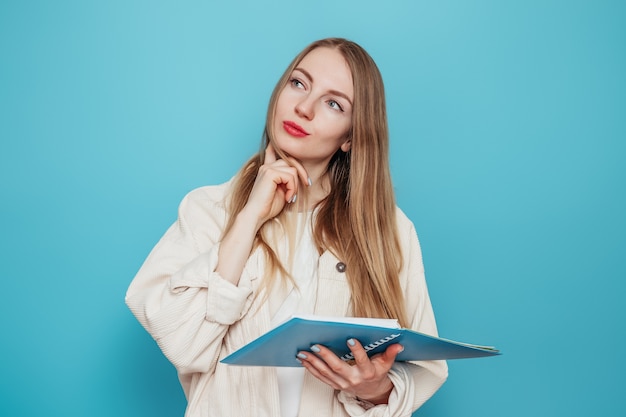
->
xmin=335 ymin=262 xmax=346 ymax=273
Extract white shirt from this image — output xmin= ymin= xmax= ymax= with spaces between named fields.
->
xmin=270 ymin=212 xmax=319 ymax=417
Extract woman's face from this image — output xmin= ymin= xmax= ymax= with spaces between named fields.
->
xmin=272 ymin=47 xmax=354 ymax=173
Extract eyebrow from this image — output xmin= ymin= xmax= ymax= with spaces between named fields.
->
xmin=294 ymin=67 xmax=353 ymax=106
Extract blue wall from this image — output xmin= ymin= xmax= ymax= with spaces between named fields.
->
xmin=1 ymin=1 xmax=624 ymax=416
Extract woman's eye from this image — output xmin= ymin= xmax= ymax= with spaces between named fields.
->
xmin=290 ymin=78 xmax=304 ymax=89
xmin=327 ymin=100 xmax=343 ymax=112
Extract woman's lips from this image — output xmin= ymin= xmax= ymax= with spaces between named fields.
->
xmin=283 ymin=121 xmax=310 ymax=138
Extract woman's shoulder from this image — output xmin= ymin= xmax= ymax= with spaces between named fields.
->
xmin=394 ymin=205 xmax=423 ymax=250
xmin=184 ymin=179 xmax=233 ymax=206
xmin=177 ymin=179 xmax=235 ymax=224
xmin=394 ymin=206 xmax=416 ymax=232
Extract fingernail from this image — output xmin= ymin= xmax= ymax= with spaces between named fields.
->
xmin=398 ymin=345 xmax=405 ymax=353
xmin=297 ymin=353 xmax=308 ymax=359
xmin=347 ymin=338 xmax=356 ymax=347
xmin=296 ymin=358 xmax=303 ymax=364
xmin=310 ymin=345 xmax=321 ymax=353
xmin=291 ymin=194 xmax=297 ymax=203
xmin=307 ymin=177 xmax=312 ymax=186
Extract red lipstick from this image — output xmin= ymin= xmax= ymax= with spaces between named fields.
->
xmin=283 ymin=121 xmax=309 ymax=138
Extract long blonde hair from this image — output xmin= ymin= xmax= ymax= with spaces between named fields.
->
xmin=224 ymin=38 xmax=408 ymax=327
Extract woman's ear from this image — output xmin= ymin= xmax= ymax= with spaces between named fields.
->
xmin=340 ymin=139 xmax=352 ymax=153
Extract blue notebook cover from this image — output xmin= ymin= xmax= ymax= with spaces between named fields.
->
xmin=221 ymin=316 xmax=500 ymax=367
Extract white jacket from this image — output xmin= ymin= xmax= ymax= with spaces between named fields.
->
xmin=126 ymin=181 xmax=447 ymax=417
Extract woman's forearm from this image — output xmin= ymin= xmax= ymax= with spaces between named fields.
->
xmin=215 ymin=208 xmax=262 ymax=285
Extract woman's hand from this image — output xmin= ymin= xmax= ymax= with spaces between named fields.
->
xmin=242 ymin=144 xmax=310 ymax=230
xmin=296 ymin=339 xmax=404 ymax=405
xmin=216 ymin=144 xmax=308 ymax=285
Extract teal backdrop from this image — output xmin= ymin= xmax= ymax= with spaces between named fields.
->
xmin=1 ymin=1 xmax=624 ymax=416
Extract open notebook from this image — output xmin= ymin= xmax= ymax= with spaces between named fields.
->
xmin=221 ymin=315 xmax=500 ymax=367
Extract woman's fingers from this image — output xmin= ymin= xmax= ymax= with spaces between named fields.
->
xmin=348 ymin=338 xmax=402 ymax=371
xmin=246 ymin=144 xmax=312 ymax=225
xmin=370 ymin=343 xmax=404 ymax=367
xmin=298 ymin=356 xmax=344 ymax=390
xmin=255 ymin=163 xmax=298 ymax=204
xmin=296 ymin=340 xmax=400 ymax=402
xmin=297 ymin=349 xmax=350 ymax=390
xmin=270 ymin=167 xmax=298 ymax=203
xmin=266 ymin=143 xmax=310 ymax=188
xmin=283 ymin=155 xmax=311 ymax=188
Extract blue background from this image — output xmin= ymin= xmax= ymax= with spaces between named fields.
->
xmin=1 ymin=1 xmax=624 ymax=416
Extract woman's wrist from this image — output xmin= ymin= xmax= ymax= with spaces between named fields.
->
xmin=238 ymin=205 xmax=267 ymax=233
xmin=216 ymin=209 xmax=260 ymax=285
xmin=355 ymin=380 xmax=394 ymax=405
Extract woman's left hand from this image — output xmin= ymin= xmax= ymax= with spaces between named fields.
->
xmin=296 ymin=339 xmax=404 ymax=405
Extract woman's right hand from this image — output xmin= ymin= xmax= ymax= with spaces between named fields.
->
xmin=242 ymin=144 xmax=310 ymax=231
xmin=216 ymin=144 xmax=309 ymax=285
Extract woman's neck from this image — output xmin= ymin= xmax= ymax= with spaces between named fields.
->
xmin=292 ymin=173 xmax=330 ymax=212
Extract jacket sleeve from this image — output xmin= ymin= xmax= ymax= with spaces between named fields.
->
xmin=125 ymin=187 xmax=253 ymax=376
xmin=337 ymin=214 xmax=448 ymax=416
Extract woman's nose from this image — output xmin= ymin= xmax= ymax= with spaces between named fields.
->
xmin=295 ymin=97 xmax=314 ymax=120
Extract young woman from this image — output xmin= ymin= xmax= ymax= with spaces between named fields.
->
xmin=126 ymin=38 xmax=447 ymax=416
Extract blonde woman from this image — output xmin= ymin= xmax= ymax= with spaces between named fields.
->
xmin=126 ymin=38 xmax=447 ymax=416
